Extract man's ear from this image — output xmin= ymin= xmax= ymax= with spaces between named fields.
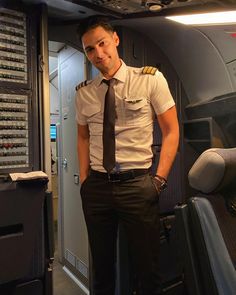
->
xmin=113 ymin=32 xmax=120 ymax=46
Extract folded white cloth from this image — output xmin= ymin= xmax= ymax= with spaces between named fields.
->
xmin=10 ymin=171 xmax=48 ymax=181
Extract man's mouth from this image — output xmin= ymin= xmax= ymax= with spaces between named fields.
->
xmin=97 ymin=57 xmax=109 ymax=65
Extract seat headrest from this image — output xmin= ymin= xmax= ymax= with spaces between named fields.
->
xmin=188 ymin=148 xmax=236 ymax=194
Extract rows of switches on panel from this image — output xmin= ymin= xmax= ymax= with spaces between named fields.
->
xmin=0 ymin=8 xmax=27 ymax=84
xmin=0 ymin=93 xmax=29 ymax=168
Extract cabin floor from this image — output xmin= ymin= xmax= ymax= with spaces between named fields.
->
xmin=53 ymin=226 xmax=85 ymax=295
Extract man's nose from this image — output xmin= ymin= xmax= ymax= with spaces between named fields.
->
xmin=94 ymin=46 xmax=103 ymax=58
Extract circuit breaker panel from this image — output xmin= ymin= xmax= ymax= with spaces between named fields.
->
xmin=0 ymin=6 xmax=39 ymax=173
xmin=0 ymin=8 xmax=27 ymax=83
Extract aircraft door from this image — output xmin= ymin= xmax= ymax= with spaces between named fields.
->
xmin=57 ymin=46 xmax=89 ymax=290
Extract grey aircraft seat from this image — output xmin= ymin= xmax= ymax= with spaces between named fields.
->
xmin=175 ymin=148 xmax=236 ymax=295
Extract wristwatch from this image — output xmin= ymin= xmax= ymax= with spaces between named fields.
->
xmin=154 ymin=174 xmax=167 ymax=193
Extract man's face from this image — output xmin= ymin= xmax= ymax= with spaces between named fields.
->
xmin=82 ymin=26 xmax=120 ymax=77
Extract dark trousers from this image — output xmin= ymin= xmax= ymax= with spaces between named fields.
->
xmin=80 ymin=171 xmax=161 ymax=295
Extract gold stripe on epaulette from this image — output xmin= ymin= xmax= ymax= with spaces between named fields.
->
xmin=142 ymin=66 xmax=157 ymax=75
xmin=150 ymin=67 xmax=156 ymax=75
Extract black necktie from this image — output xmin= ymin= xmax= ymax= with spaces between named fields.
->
xmin=102 ymin=79 xmax=116 ymax=172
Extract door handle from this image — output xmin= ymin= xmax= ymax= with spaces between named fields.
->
xmin=62 ymin=158 xmax=68 ymax=169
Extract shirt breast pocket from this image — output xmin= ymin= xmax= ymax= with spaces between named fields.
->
xmin=82 ymin=105 xmax=103 ymax=134
xmin=124 ymin=98 xmax=148 ymax=125
xmin=82 ymin=105 xmax=101 ymax=119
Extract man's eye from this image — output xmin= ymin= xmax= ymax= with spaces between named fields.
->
xmin=99 ymin=41 xmax=105 ymax=47
xmin=86 ymin=48 xmax=94 ymax=53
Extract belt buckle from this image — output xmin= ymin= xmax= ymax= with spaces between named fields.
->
xmin=108 ymin=172 xmax=121 ymax=183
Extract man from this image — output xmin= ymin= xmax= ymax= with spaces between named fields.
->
xmin=76 ymin=16 xmax=179 ymax=295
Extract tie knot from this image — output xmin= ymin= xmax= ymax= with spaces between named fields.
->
xmin=103 ymin=78 xmax=115 ymax=86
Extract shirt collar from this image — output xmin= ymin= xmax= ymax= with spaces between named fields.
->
xmin=94 ymin=59 xmax=127 ymax=87
xmin=113 ymin=60 xmax=127 ymax=83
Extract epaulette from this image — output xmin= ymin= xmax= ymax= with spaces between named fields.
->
xmin=142 ymin=66 xmax=158 ymax=75
xmin=75 ymin=80 xmax=90 ymax=91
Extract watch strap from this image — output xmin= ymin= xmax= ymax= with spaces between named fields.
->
xmin=154 ymin=174 xmax=167 ymax=192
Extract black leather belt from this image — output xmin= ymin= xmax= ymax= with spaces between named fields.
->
xmin=90 ymin=169 xmax=149 ymax=182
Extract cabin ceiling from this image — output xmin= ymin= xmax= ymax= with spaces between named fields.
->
xmin=20 ymin=0 xmax=236 ymax=23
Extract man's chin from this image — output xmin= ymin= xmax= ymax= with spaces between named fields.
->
xmin=96 ymin=63 xmax=109 ymax=74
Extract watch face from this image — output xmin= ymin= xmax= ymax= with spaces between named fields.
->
xmin=160 ymin=181 xmax=167 ymax=191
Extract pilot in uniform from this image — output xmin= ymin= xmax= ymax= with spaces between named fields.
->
xmin=76 ymin=59 xmax=177 ymax=294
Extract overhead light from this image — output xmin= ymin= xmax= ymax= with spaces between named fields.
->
xmin=145 ymin=1 xmax=163 ymax=12
xmin=148 ymin=4 xmax=163 ymax=12
xmin=166 ymin=11 xmax=236 ymax=25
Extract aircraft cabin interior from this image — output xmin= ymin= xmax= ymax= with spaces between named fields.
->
xmin=0 ymin=0 xmax=236 ymax=294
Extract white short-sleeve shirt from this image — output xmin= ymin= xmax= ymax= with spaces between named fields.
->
xmin=75 ymin=60 xmax=175 ymax=172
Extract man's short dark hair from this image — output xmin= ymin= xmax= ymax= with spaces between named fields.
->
xmin=77 ymin=16 xmax=115 ymax=41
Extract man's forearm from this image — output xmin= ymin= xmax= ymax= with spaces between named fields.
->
xmin=156 ymin=131 xmax=179 ymax=180
xmin=78 ymin=138 xmax=90 ymax=182
xmin=156 ymin=106 xmax=179 ymax=180
xmin=77 ymin=125 xmax=90 ymax=183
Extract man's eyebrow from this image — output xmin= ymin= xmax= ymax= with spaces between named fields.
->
xmin=84 ymin=45 xmax=93 ymax=52
xmin=84 ymin=37 xmax=106 ymax=51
